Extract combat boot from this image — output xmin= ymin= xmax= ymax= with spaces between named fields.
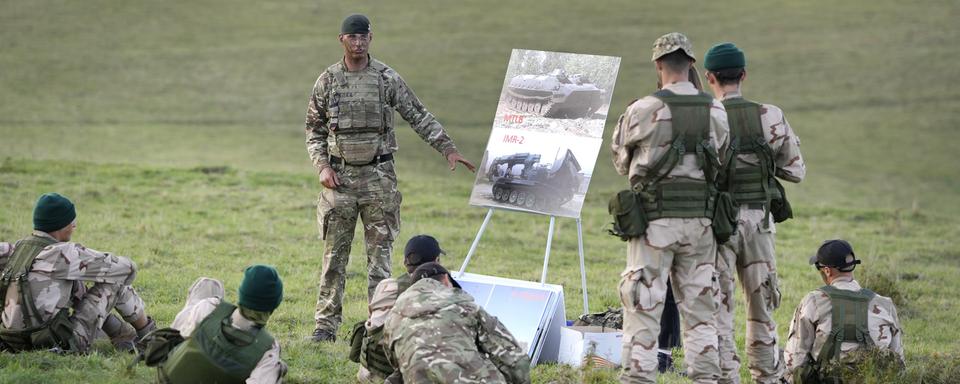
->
xmin=311 ymin=328 xmax=336 ymax=343
xmin=102 ymin=314 xmax=138 ymax=352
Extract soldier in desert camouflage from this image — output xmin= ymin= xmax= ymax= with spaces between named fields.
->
xmin=783 ymin=240 xmax=904 ymax=383
xmin=381 ymin=262 xmax=530 ymax=384
xmin=611 ymin=32 xmax=728 ymax=383
xmin=701 ymin=42 xmax=806 ymax=384
xmin=0 ymin=193 xmax=155 ymax=353
xmin=304 ymin=13 xmax=476 ymax=342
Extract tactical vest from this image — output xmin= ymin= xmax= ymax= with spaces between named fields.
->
xmin=0 ymin=235 xmax=77 ymax=352
xmin=325 ymin=60 xmax=394 ymax=165
xmin=721 ymin=98 xmax=787 ymax=225
xmin=160 ymin=302 xmax=274 ymax=384
xmin=795 ymin=286 xmax=877 ymax=384
xmin=635 ymin=90 xmax=721 ymax=220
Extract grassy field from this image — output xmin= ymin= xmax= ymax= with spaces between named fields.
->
xmin=1 ymin=0 xmax=959 ymax=383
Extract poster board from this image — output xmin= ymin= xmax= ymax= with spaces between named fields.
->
xmin=455 ymin=272 xmax=566 ymax=365
xmin=469 ymin=49 xmax=621 ymax=218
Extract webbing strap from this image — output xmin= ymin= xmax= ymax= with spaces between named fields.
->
xmin=721 ymin=98 xmax=779 ymax=224
xmin=817 ymin=286 xmax=876 ymax=363
xmin=0 ymin=236 xmax=57 ymax=329
xmin=638 ymin=90 xmax=717 ymax=192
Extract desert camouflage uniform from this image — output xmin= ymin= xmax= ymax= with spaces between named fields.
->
xmin=783 ymin=276 xmax=904 ymax=382
xmin=611 ymin=81 xmax=729 ymax=384
xmin=0 ymin=231 xmax=146 ymax=351
xmin=305 ymin=56 xmax=458 ymax=333
xmin=382 ymin=278 xmax=531 ymax=384
xmin=356 ymin=273 xmax=412 ymax=383
xmin=170 ymin=277 xmax=287 ymax=384
xmin=714 ymin=91 xmax=805 ymax=384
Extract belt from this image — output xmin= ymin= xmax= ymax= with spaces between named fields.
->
xmin=329 ymin=153 xmax=394 ymax=166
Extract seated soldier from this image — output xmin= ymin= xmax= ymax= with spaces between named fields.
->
xmin=151 ymin=265 xmax=287 ymax=384
xmin=354 ymin=235 xmax=446 ymax=383
xmin=382 ymin=262 xmax=531 ymax=384
xmin=0 ymin=193 xmax=155 ymax=353
xmin=783 ymin=240 xmax=905 ymax=383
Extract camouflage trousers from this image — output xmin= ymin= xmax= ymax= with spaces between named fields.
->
xmin=715 ymin=209 xmax=783 ymax=384
xmin=314 ymin=160 xmax=401 ymax=332
xmin=620 ymin=218 xmax=720 ymax=384
xmin=72 ymin=282 xmax=147 ymax=351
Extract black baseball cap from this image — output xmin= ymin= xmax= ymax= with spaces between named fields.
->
xmin=411 ymin=262 xmax=461 ymax=289
xmin=809 ymin=239 xmax=861 ymax=272
xmin=404 ymin=235 xmax=446 ymax=267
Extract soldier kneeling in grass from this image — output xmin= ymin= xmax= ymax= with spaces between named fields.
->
xmin=139 ymin=265 xmax=286 ymax=384
xmin=0 ymin=193 xmax=156 ymax=353
xmin=783 ymin=240 xmax=905 ymax=383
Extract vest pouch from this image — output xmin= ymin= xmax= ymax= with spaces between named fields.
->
xmin=712 ymin=191 xmax=739 ymax=244
xmin=333 ymin=132 xmax=382 ymax=165
xmin=348 ymin=321 xmax=365 ymax=363
xmin=361 ymin=325 xmax=394 ymax=378
xmin=770 ymin=178 xmax=793 ymax=223
xmin=140 ymin=328 xmax=186 ymax=367
xmin=607 ymin=189 xmax=647 ymax=241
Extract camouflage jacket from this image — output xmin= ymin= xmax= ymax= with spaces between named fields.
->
xmin=611 ymin=81 xmax=730 ymax=187
xmin=304 ymin=56 xmax=458 ymax=172
xmin=783 ymin=276 xmax=905 ymax=381
xmin=720 ymin=91 xmax=805 ymax=185
xmin=0 ymin=231 xmax=137 ymax=330
xmin=382 ymin=278 xmax=531 ymax=384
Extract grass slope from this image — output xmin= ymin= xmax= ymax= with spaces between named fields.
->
xmin=1 ymin=0 xmax=959 ymax=382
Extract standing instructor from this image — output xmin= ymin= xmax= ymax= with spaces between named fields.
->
xmin=304 ymin=13 xmax=475 ymax=342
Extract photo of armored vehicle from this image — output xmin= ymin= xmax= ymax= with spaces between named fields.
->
xmin=486 ymin=149 xmax=583 ymax=211
xmin=504 ymin=69 xmax=605 ymax=119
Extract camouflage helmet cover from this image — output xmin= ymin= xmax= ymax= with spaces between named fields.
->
xmin=651 ymin=32 xmax=696 ymax=62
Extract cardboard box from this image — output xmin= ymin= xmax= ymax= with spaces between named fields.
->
xmin=557 ymin=325 xmax=623 ymax=368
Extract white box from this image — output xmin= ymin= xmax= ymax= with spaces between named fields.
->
xmin=557 ymin=326 xmax=623 ymax=368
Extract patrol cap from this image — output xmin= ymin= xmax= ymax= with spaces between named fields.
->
xmin=404 ymin=235 xmax=446 ymax=267
xmin=809 ymin=239 xmax=861 ymax=272
xmin=341 ymin=13 xmax=371 ymax=34
xmin=411 ymin=262 xmax=461 ymax=289
xmin=652 ymin=32 xmax=696 ymax=62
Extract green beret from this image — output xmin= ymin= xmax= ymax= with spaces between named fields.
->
xmin=341 ymin=13 xmax=371 ymax=34
xmin=33 ymin=193 xmax=76 ymax=233
xmin=704 ymin=42 xmax=746 ymax=71
xmin=238 ymin=265 xmax=283 ymax=313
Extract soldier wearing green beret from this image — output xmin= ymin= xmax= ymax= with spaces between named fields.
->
xmin=0 ymin=193 xmax=155 ymax=353
xmin=153 ymin=265 xmax=287 ymax=383
xmin=703 ymin=42 xmax=806 ymax=384
xmin=304 ymin=13 xmax=476 ymax=343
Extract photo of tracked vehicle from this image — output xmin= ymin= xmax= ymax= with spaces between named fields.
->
xmin=486 ymin=149 xmax=583 ymax=211
xmin=504 ymin=69 xmax=605 ymax=119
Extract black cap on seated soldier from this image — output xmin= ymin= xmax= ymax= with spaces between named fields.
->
xmin=404 ymin=235 xmax=446 ymax=273
xmin=810 ymin=239 xmax=862 ymax=284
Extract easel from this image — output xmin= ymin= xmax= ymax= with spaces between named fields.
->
xmin=456 ymin=207 xmax=590 ymax=315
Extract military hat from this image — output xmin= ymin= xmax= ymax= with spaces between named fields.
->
xmin=651 ymin=32 xmax=696 ymax=62
xmin=809 ymin=239 xmax=861 ymax=272
xmin=411 ymin=262 xmax=461 ymax=289
xmin=404 ymin=235 xmax=446 ymax=267
xmin=238 ymin=265 xmax=284 ymax=312
xmin=341 ymin=13 xmax=371 ymax=34
xmin=704 ymin=42 xmax=746 ymax=71
xmin=33 ymin=192 xmax=76 ymax=233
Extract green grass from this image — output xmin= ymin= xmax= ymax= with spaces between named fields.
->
xmin=1 ymin=0 xmax=959 ymax=383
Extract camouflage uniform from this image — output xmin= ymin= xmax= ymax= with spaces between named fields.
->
xmin=611 ymin=78 xmax=729 ymax=384
xmin=782 ymin=276 xmax=904 ymax=382
xmin=305 ymin=56 xmax=459 ymax=334
xmin=714 ymin=91 xmax=805 ymax=384
xmin=382 ymin=278 xmax=531 ymax=384
xmin=0 ymin=231 xmax=146 ymax=352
